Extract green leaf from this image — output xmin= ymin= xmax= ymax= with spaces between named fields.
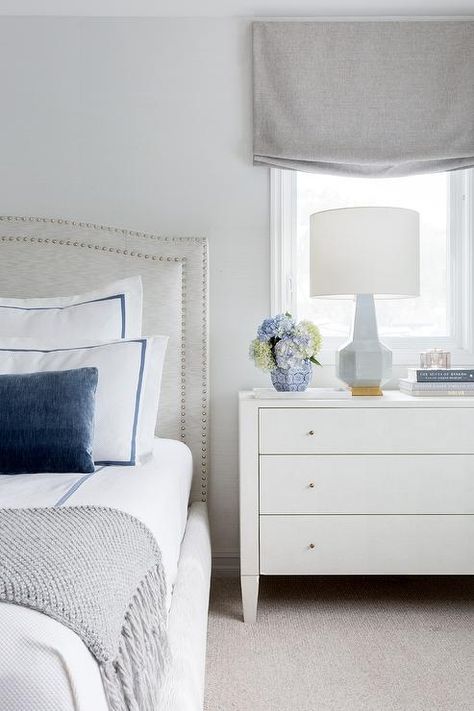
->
xmin=310 ymin=356 xmax=322 ymax=367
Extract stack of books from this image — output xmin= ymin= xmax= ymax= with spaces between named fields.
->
xmin=400 ymin=368 xmax=474 ymax=396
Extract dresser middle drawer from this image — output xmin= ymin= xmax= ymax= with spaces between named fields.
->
xmin=260 ymin=454 xmax=474 ymax=514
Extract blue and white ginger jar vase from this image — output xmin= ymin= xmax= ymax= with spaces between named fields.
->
xmin=270 ymin=360 xmax=312 ymax=392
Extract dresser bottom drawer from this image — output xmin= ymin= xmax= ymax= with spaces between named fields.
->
xmin=260 ymin=515 xmax=474 ymax=575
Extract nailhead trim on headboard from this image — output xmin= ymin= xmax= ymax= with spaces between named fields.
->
xmin=0 ymin=216 xmax=209 ymax=503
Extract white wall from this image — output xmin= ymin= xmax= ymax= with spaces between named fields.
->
xmin=0 ymin=7 xmax=464 ymax=568
xmin=0 ymin=16 xmax=269 ymax=564
xmin=0 ymin=1 xmax=472 ymax=16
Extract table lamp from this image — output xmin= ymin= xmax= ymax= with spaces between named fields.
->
xmin=310 ymin=206 xmax=420 ymax=396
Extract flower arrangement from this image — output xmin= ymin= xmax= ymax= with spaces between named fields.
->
xmin=249 ymin=313 xmax=322 ymax=391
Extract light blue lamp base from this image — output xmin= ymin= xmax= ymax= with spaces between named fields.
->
xmin=336 ymin=294 xmax=392 ymax=396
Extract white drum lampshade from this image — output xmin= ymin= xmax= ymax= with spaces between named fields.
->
xmin=310 ymin=206 xmax=420 ymax=395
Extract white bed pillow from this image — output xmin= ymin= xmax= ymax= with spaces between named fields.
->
xmin=0 ymin=336 xmax=167 ymax=465
xmin=0 ymin=276 xmax=143 ymax=343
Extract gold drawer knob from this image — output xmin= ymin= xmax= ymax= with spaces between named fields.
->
xmin=309 ymin=543 xmax=316 ymax=549
xmin=308 ymin=482 xmax=315 ymax=489
xmin=308 ymin=430 xmax=315 ymax=436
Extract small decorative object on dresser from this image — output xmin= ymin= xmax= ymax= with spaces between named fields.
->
xmin=419 ymin=349 xmax=451 ymax=370
xmin=249 ymin=313 xmax=322 ymax=392
xmin=239 ymin=390 xmax=474 ymax=623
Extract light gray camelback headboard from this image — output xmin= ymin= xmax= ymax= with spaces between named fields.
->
xmin=0 ymin=216 xmax=209 ymax=504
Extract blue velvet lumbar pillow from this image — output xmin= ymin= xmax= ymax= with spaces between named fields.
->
xmin=0 ymin=367 xmax=98 ymax=474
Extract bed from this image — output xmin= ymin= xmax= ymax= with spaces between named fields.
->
xmin=0 ymin=216 xmax=211 ymax=711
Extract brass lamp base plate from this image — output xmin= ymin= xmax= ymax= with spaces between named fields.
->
xmin=351 ymin=386 xmax=383 ymax=397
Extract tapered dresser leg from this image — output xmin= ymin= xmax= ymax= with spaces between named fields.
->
xmin=241 ymin=574 xmax=259 ymax=623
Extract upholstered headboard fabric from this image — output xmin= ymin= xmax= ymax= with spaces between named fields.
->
xmin=0 ymin=216 xmax=209 ymax=503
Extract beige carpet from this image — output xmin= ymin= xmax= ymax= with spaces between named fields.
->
xmin=204 ymin=576 xmax=474 ymax=711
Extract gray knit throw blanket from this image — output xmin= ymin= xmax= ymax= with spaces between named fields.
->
xmin=0 ymin=505 xmax=170 ymax=711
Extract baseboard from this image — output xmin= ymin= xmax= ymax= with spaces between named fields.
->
xmin=212 ymin=552 xmax=239 ymax=577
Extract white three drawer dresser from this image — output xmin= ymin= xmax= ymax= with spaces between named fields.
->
xmin=239 ymin=390 xmax=474 ymax=623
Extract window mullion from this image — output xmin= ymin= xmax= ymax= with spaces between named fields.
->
xmin=448 ymin=171 xmax=463 ymax=346
xmin=463 ymin=168 xmax=474 ymax=354
xmin=270 ymin=168 xmax=297 ymax=315
xmin=449 ymin=168 xmax=474 ymax=355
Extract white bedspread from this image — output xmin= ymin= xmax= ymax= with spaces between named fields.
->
xmin=0 ymin=438 xmax=192 ymax=711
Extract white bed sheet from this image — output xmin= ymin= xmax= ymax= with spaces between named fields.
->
xmin=0 ymin=437 xmax=192 ymax=711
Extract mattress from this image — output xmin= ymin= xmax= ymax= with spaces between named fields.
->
xmin=0 ymin=437 xmax=193 ymax=711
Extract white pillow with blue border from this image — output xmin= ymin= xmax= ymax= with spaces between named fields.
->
xmin=0 ymin=276 xmax=143 ymax=343
xmin=0 ymin=336 xmax=167 ymax=466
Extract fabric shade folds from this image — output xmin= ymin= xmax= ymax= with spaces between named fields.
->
xmin=253 ymin=20 xmax=474 ymax=178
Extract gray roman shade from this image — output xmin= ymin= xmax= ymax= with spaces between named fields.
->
xmin=253 ymin=21 xmax=474 ymax=177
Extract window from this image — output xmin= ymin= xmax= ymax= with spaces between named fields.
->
xmin=271 ymin=168 xmax=474 ymax=365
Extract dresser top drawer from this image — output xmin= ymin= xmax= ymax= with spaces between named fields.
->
xmin=241 ymin=390 xmax=474 ymax=407
xmin=259 ymin=406 xmax=474 ymax=454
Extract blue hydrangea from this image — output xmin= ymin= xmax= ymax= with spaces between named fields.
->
xmin=291 ymin=330 xmax=311 ymax=350
xmin=250 ymin=313 xmax=323 ymax=373
xmin=274 ymin=338 xmax=304 ymax=370
xmin=257 ymin=313 xmax=296 ymax=342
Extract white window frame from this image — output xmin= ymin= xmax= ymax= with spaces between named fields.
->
xmin=270 ymin=167 xmax=474 ymax=366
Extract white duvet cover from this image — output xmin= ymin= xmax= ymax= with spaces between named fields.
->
xmin=0 ymin=438 xmax=192 ymax=711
